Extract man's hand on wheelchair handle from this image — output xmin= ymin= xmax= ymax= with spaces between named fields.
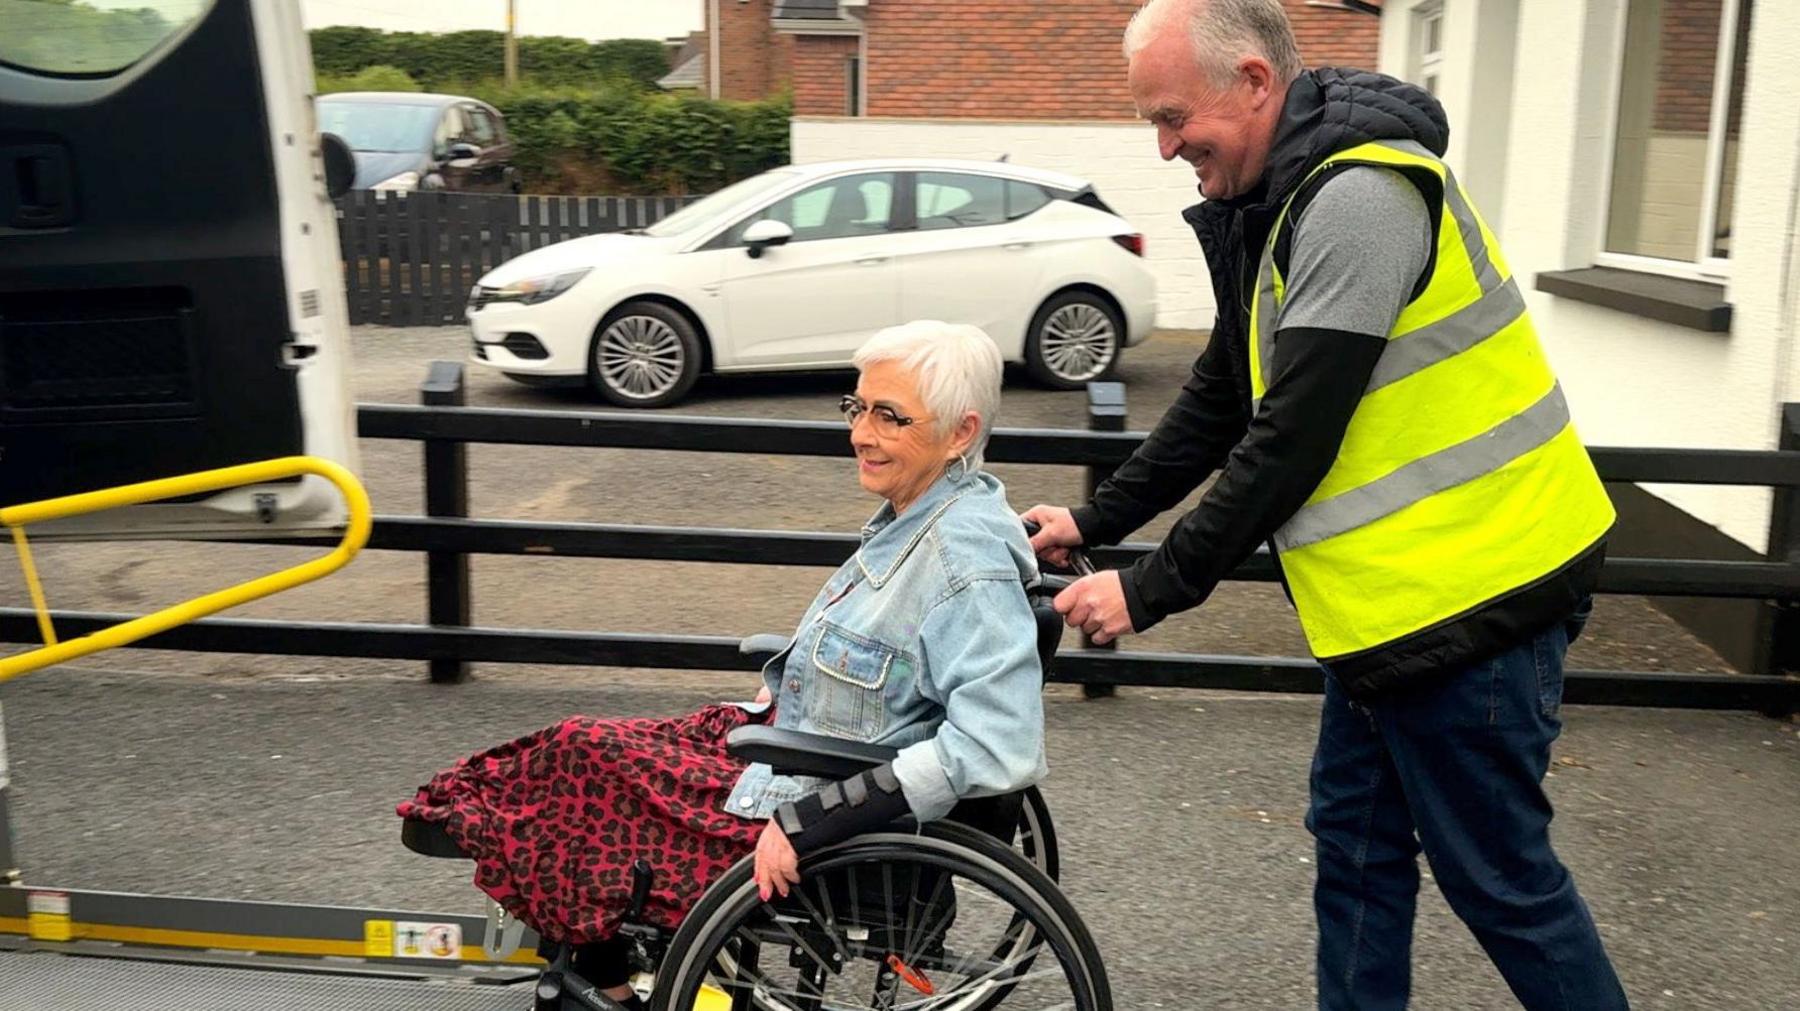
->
xmin=754 ymin=820 xmax=801 ymax=901
xmin=1021 ymin=504 xmax=1083 ymax=568
xmin=1055 ymin=569 xmax=1134 ymax=645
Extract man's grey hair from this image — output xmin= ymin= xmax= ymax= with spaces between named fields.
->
xmin=852 ymin=320 xmax=1004 ymax=471
xmin=1123 ymin=0 xmax=1304 ymax=87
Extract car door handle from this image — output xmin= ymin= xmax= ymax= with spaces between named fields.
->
xmin=855 ymin=256 xmax=889 ymax=266
xmin=1003 ymin=241 xmax=1032 ymax=251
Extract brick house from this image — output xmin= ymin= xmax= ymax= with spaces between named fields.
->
xmin=697 ymin=1 xmax=1381 ymax=113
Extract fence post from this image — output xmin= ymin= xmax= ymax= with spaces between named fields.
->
xmin=1757 ymin=403 xmax=1800 ymax=686
xmin=0 ymin=702 xmax=18 ymax=885
xmin=1081 ymin=381 xmax=1128 ymax=700
xmin=423 ymin=361 xmax=471 ymax=684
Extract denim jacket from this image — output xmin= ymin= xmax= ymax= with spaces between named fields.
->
xmin=722 ymin=469 xmax=1047 ymax=824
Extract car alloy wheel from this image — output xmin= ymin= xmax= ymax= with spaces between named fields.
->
xmin=1039 ymin=302 xmax=1117 ymax=384
xmin=596 ymin=314 xmax=686 ymax=401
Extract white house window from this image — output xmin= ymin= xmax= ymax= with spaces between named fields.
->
xmin=1603 ymin=0 xmax=1753 ymax=270
xmin=1413 ymin=4 xmax=1443 ymax=96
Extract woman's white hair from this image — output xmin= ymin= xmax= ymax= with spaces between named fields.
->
xmin=1123 ymin=0 xmax=1303 ymax=87
xmin=852 ymin=320 xmax=1004 ymax=471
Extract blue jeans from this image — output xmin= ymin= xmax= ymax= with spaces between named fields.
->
xmin=1306 ymin=604 xmax=1628 ymax=1010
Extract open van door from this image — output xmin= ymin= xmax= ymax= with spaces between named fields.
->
xmin=0 ymin=0 xmax=357 ymax=538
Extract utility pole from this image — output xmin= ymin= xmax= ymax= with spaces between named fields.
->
xmin=504 ymin=0 xmax=518 ymax=87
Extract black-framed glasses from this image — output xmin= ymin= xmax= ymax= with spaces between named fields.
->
xmin=840 ymin=394 xmax=928 ymax=437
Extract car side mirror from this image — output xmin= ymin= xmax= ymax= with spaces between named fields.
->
xmin=445 ymin=142 xmax=480 ymax=164
xmin=320 ymin=132 xmax=354 ymax=199
xmin=742 ymin=219 xmax=793 ymax=259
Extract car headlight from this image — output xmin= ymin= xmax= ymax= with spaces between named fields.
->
xmin=371 ymin=171 xmax=419 ymax=191
xmin=485 ymin=269 xmax=592 ymax=306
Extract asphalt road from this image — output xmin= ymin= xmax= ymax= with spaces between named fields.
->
xmin=1 ymin=668 xmax=1795 ymax=1009
xmin=2 ymin=327 xmax=1796 ymax=1008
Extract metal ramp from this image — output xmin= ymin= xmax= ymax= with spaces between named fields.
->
xmin=0 ymin=948 xmax=532 ymax=1011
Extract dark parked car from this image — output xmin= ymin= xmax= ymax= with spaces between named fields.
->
xmin=314 ymin=92 xmax=518 ymax=193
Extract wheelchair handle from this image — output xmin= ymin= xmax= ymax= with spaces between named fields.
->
xmin=1022 ymin=519 xmax=1096 ymax=580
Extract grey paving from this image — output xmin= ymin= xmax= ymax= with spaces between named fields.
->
xmin=1 ymin=668 xmax=1795 ymax=1009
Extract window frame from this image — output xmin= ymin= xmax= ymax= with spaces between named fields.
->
xmin=845 ymin=54 xmax=862 ymax=118
xmin=1411 ymin=2 xmax=1444 ymax=97
xmin=1594 ymin=0 xmax=1749 ymax=281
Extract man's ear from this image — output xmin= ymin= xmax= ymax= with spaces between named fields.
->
xmin=1241 ymin=55 xmax=1277 ymax=108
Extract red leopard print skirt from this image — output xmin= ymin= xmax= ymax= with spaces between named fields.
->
xmin=396 ymin=703 xmax=767 ymax=944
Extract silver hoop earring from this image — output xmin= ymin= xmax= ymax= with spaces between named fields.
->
xmin=946 ymin=454 xmax=972 ymax=481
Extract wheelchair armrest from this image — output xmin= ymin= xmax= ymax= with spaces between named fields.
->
xmin=727 ymin=725 xmax=898 ymax=780
xmin=739 ymin=633 xmax=791 ymax=666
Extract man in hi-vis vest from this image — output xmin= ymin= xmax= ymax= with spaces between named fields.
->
xmin=1023 ymin=1 xmax=1628 ymax=1007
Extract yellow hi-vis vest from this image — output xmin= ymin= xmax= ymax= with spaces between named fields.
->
xmin=1248 ymin=140 xmax=1615 ymax=662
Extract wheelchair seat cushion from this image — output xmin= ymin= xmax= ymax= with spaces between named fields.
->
xmin=395 ymin=703 xmax=768 ymax=945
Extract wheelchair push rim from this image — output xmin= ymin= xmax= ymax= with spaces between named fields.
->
xmin=653 ymin=825 xmax=1108 ymax=1011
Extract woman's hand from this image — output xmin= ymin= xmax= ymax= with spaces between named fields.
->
xmin=754 ymin=684 xmax=773 ymax=705
xmin=752 ymin=820 xmax=801 ymax=901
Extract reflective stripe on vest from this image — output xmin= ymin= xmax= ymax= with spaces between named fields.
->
xmin=1248 ymin=140 xmax=1615 ymax=660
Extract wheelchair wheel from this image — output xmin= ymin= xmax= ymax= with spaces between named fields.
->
xmin=1015 ymin=786 xmax=1059 ymax=883
xmin=652 ymin=821 xmax=1108 ymax=1011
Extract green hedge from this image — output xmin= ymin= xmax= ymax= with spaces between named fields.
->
xmin=309 ymin=28 xmax=789 ymax=196
xmin=315 ymin=64 xmax=422 ymax=95
xmin=309 ymin=27 xmax=669 ymax=91
xmin=459 ymin=83 xmax=792 ymax=196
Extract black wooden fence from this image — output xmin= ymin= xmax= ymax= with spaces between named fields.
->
xmin=334 ymin=190 xmax=697 ymax=327
xmin=3 ymin=365 xmax=1797 ymax=715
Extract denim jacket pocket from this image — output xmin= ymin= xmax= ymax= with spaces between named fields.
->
xmin=809 ymin=622 xmax=907 ymax=740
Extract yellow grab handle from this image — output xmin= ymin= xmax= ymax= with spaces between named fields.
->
xmin=0 ymin=456 xmax=371 ymax=682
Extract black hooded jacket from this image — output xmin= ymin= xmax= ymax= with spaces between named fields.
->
xmin=1071 ymin=68 xmax=1605 ymax=697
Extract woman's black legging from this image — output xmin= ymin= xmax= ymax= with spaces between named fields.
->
xmin=573 ymin=937 xmax=634 ymax=988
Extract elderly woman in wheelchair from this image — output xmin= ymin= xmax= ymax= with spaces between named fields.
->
xmin=399 ymin=321 xmax=1110 ymax=1010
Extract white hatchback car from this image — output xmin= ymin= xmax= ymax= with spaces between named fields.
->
xmin=467 ymin=159 xmax=1156 ymax=407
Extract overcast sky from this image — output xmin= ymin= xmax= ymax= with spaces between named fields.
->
xmin=298 ymin=0 xmax=705 ymax=42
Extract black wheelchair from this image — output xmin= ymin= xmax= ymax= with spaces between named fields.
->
xmin=402 ymin=546 xmax=1110 ymax=1011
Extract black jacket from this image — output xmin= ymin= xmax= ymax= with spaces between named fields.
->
xmin=1072 ymin=68 xmax=1605 ymax=697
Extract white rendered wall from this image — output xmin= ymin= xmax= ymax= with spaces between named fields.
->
xmin=791 ymin=117 xmax=1216 ymax=329
xmin=1378 ymin=0 xmax=1519 ymax=234
xmin=1483 ymin=0 xmax=1800 ymax=552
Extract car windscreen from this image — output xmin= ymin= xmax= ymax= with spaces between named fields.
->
xmin=643 ymin=171 xmax=800 ymax=237
xmin=315 ymin=100 xmax=441 ymax=154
